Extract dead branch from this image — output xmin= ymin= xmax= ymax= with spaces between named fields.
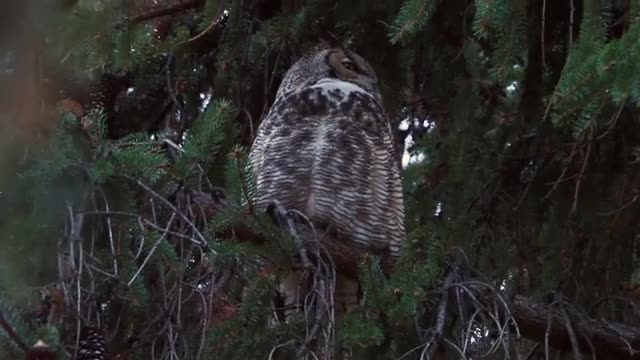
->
xmin=422 ymin=270 xmax=455 ymax=359
xmin=131 ymin=0 xmax=206 ymax=24
xmin=496 ymin=294 xmax=640 ymax=359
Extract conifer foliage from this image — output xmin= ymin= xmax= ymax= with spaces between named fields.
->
xmin=2 ymin=0 xmax=640 ymax=359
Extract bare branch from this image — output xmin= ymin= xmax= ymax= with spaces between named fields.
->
xmin=497 ymin=294 xmax=640 ymax=359
xmin=131 ymin=0 xmax=206 ymax=24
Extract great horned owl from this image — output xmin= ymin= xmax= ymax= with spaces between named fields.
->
xmin=249 ymin=47 xmax=405 ymax=317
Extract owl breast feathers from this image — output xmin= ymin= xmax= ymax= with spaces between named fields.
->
xmin=249 ymin=48 xmax=405 ymax=263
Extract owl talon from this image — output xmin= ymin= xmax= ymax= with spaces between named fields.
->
xmin=265 ymin=200 xmax=288 ymax=227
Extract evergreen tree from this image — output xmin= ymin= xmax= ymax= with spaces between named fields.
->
xmin=1 ymin=0 xmax=640 ymax=359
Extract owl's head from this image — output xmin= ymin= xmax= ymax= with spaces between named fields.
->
xmin=275 ymin=48 xmax=382 ymax=103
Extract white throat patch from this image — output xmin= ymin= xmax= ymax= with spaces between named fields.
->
xmin=311 ymin=78 xmax=370 ymax=97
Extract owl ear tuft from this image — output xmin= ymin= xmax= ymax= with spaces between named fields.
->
xmin=328 ymin=49 xmax=360 ymax=79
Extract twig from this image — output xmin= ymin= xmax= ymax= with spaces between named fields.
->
xmin=560 ymin=302 xmax=584 ymax=360
xmin=545 ymin=301 xmax=554 ymax=360
xmin=96 ymin=190 xmax=119 ymax=276
xmin=269 ymin=340 xmax=297 ymax=360
xmin=164 ymin=53 xmax=182 ymax=112
xmin=544 ymin=142 xmax=579 ymax=199
xmin=186 ymin=9 xmax=229 ymax=43
xmin=589 ymin=296 xmax=636 ymax=314
xmin=131 ymin=0 xmax=206 ymax=24
xmin=194 ymin=288 xmax=208 ymax=360
xmin=524 ymin=342 xmax=541 ymax=360
xmin=127 ymin=213 xmax=176 ymax=287
xmin=397 ymin=342 xmax=433 ymax=360
xmin=425 ymin=270 xmax=456 ymax=358
xmin=515 ymin=170 xmax=536 ymax=210
xmin=161 ymin=138 xmax=184 ymax=153
xmin=541 ymin=0 xmax=546 ymax=69
xmin=569 ymin=0 xmax=575 ymax=50
xmin=142 ymin=217 xmax=203 ymax=245
xmin=124 ymin=176 xmax=211 ymax=250
xmin=571 ymin=141 xmax=591 ymax=214
xmin=597 ymin=195 xmax=639 ymax=216
xmin=461 ymin=309 xmax=481 ymax=353
xmin=66 ymin=199 xmax=87 ymax=359
xmin=442 ymin=337 xmax=469 ymax=359
xmin=581 ymin=332 xmax=597 ymax=360
xmin=596 ymin=103 xmax=625 ymax=141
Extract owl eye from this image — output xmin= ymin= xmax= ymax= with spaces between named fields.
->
xmin=341 ymin=59 xmax=357 ymax=72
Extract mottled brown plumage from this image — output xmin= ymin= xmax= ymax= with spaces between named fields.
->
xmin=249 ymin=48 xmax=405 ymax=317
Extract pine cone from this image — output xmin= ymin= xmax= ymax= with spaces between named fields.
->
xmin=76 ymin=326 xmax=107 ymax=360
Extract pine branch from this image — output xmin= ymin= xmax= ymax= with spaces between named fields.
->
xmin=389 ymin=0 xmax=440 ymax=44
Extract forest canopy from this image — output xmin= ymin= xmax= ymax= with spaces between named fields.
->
xmin=1 ymin=0 xmax=640 ymax=359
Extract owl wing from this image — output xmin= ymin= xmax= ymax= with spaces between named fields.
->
xmin=249 ymin=80 xmax=405 ymax=263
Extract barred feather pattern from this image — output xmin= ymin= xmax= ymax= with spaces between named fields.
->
xmin=250 ymin=68 xmax=404 ymax=259
xmin=249 ymin=48 xmax=405 ymax=318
